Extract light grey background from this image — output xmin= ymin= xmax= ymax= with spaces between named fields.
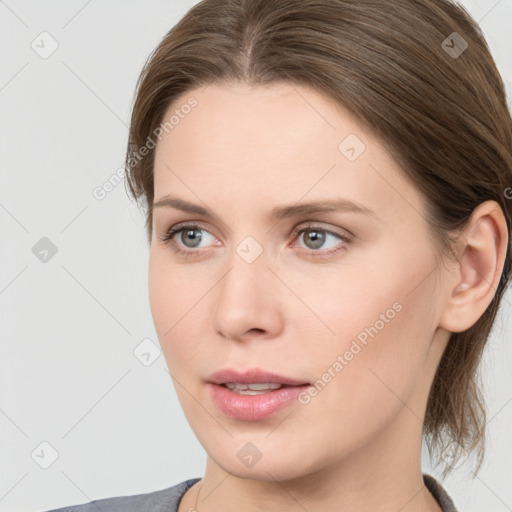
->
xmin=1 ymin=1 xmax=511 ymax=511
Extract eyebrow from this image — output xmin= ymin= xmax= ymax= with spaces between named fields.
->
xmin=153 ymin=195 xmax=377 ymax=221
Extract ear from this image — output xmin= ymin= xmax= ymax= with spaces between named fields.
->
xmin=439 ymin=200 xmax=509 ymax=333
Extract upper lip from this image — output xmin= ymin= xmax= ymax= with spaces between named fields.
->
xmin=207 ymin=368 xmax=310 ymax=386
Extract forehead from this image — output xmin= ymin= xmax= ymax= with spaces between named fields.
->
xmin=152 ymin=81 xmax=426 ymax=224
xmin=156 ymin=81 xmax=358 ymax=158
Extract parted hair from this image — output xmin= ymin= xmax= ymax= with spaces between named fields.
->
xmin=124 ymin=0 xmax=512 ymax=476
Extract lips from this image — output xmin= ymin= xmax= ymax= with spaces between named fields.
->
xmin=207 ymin=368 xmax=310 ymax=387
xmin=207 ymin=368 xmax=312 ymax=421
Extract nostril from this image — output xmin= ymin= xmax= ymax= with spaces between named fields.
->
xmin=248 ymin=328 xmax=265 ymax=334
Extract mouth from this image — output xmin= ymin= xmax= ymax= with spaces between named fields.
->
xmin=207 ymin=368 xmax=312 ymax=421
xmin=207 ymin=367 xmax=310 ymax=387
xmin=220 ymin=382 xmax=298 ymax=395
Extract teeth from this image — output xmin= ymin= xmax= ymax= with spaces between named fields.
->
xmin=225 ymin=382 xmax=282 ymax=394
xmin=226 ymin=382 xmax=283 ymax=390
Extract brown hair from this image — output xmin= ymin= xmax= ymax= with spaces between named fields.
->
xmin=124 ymin=0 xmax=512 ymax=476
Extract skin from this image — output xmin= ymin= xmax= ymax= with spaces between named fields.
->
xmin=148 ymin=81 xmax=508 ymax=512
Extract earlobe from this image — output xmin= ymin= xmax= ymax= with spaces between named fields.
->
xmin=439 ymin=200 xmax=508 ymax=333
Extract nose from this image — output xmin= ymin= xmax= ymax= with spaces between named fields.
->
xmin=211 ymin=250 xmax=285 ymax=342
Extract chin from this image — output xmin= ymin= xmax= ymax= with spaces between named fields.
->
xmin=201 ymin=432 xmax=328 ymax=483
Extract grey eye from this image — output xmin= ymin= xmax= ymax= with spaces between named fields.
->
xmin=180 ymin=228 xmax=203 ymax=248
xmin=302 ymin=229 xmax=326 ymax=249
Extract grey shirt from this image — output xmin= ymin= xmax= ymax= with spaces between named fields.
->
xmin=43 ymin=473 xmax=458 ymax=511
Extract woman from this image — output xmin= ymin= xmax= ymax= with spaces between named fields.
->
xmin=46 ymin=0 xmax=511 ymax=510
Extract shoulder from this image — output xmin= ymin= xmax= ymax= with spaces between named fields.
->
xmin=42 ymin=478 xmax=201 ymax=512
xmin=423 ymin=473 xmax=459 ymax=512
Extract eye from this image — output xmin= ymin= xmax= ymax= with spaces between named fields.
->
xmin=159 ymin=223 xmax=218 ymax=255
xmin=291 ymin=224 xmax=351 ymax=257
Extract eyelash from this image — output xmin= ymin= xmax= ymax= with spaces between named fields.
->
xmin=158 ymin=222 xmax=352 ymax=260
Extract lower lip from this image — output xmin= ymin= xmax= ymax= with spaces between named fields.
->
xmin=208 ymin=383 xmax=311 ymax=421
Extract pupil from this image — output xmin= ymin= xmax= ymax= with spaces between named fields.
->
xmin=182 ymin=229 xmax=202 ymax=247
xmin=305 ymin=229 xmax=325 ymax=249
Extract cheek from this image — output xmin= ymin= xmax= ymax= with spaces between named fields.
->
xmin=148 ymin=250 xmax=186 ymax=354
xmin=296 ymin=247 xmax=438 ymax=421
xmin=148 ymin=248 xmax=217 ymax=372
xmin=148 ymin=250 xmax=175 ymax=340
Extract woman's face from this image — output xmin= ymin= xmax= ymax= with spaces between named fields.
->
xmin=149 ymin=81 xmax=454 ymax=480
